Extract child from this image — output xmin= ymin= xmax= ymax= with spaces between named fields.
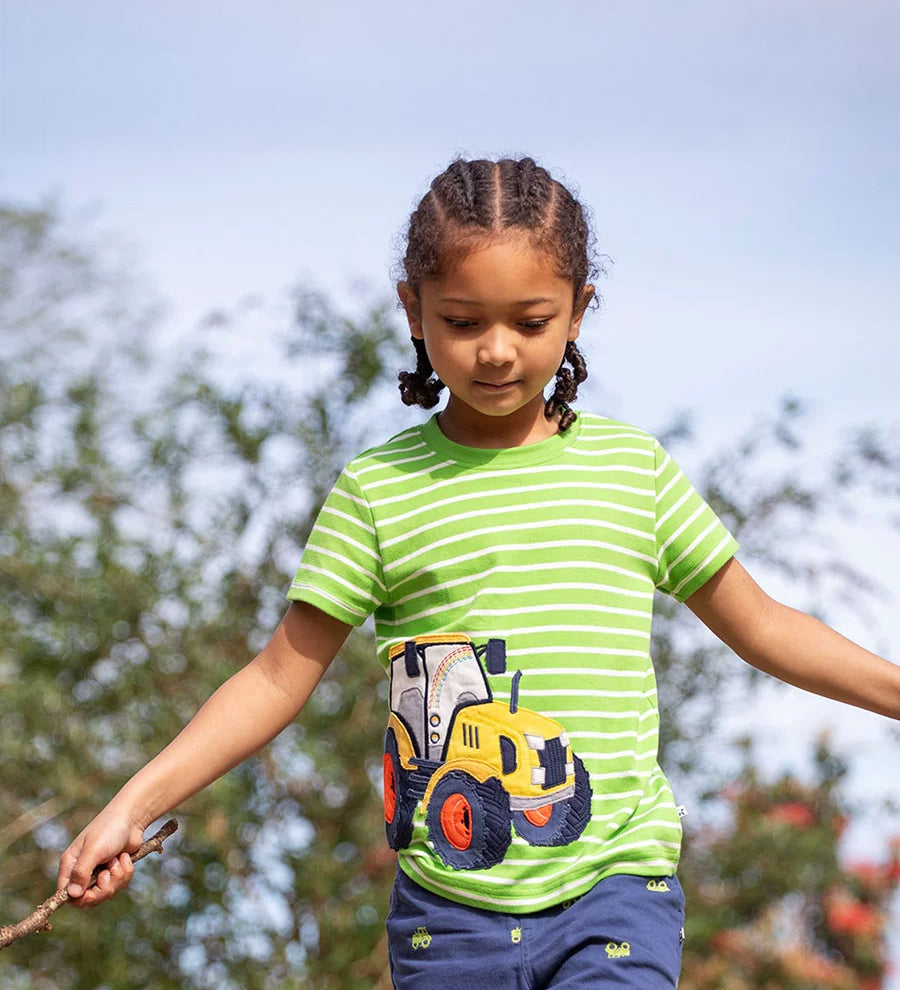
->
xmin=58 ymin=157 xmax=900 ymax=989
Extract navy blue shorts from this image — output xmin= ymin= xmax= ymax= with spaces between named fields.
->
xmin=386 ymin=867 xmax=685 ymax=989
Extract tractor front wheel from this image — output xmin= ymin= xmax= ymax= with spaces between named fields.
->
xmin=426 ymin=771 xmax=511 ymax=870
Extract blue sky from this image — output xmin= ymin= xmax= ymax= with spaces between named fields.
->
xmin=3 ymin=0 xmax=897 ymax=432
xmin=3 ymin=0 xmax=899 ymax=958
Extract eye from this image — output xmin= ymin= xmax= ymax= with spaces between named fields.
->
xmin=443 ymin=317 xmax=478 ymax=329
xmin=519 ymin=319 xmax=550 ymax=330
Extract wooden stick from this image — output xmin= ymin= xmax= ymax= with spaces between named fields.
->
xmin=0 ymin=819 xmax=178 ymax=951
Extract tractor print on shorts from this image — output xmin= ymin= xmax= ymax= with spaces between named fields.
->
xmin=382 ymin=635 xmax=592 ymax=870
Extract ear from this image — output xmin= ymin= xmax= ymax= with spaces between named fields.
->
xmin=567 ymin=284 xmax=594 ymax=341
xmin=397 ymin=281 xmax=424 ymax=339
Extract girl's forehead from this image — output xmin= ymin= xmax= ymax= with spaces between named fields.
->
xmin=426 ymin=233 xmax=571 ymax=304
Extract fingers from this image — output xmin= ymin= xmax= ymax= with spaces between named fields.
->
xmin=57 ymin=836 xmax=83 ymax=894
xmin=58 ymin=813 xmax=146 ymax=908
xmin=66 ymin=852 xmax=135 ymax=909
xmin=65 ymin=843 xmax=99 ymax=898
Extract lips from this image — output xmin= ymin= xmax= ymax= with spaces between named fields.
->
xmin=474 ymin=379 xmax=520 ymax=390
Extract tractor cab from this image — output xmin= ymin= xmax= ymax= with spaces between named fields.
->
xmin=389 ymin=634 xmax=506 ymax=761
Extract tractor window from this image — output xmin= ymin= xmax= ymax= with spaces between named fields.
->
xmin=500 ymin=735 xmax=517 ymax=775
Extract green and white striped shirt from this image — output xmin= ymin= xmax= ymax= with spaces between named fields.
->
xmin=287 ymin=412 xmax=738 ymax=913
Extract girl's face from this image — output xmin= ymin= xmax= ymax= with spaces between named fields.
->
xmin=398 ymin=233 xmax=592 ymax=448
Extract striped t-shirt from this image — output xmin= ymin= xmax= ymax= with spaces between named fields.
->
xmin=287 ymin=411 xmax=738 ymax=913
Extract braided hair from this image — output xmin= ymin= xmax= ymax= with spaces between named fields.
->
xmin=396 ymin=157 xmax=602 ymax=431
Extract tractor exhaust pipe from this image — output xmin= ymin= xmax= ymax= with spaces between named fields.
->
xmin=509 ymin=670 xmax=522 ymax=714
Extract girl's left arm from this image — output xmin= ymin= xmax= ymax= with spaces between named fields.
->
xmin=685 ymin=557 xmax=900 ymax=720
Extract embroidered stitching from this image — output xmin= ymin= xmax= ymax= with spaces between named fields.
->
xmin=411 ymin=926 xmax=432 ymax=950
xmin=605 ymin=941 xmax=631 ymax=959
xmin=646 ymin=878 xmax=670 ymax=892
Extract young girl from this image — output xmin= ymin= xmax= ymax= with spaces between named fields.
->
xmin=58 ymin=157 xmax=900 ymax=989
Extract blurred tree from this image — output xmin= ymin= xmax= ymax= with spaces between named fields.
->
xmin=680 ymin=737 xmax=900 ymax=989
xmin=0 ymin=200 xmax=404 ymax=989
xmin=0 ymin=199 xmax=897 ymax=988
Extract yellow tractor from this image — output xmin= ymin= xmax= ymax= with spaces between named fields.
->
xmin=383 ymin=634 xmax=591 ymax=870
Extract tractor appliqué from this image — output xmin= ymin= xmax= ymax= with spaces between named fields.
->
xmin=382 ymin=635 xmax=592 ymax=870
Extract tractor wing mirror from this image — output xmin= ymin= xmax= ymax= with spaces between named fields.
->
xmin=485 ymin=638 xmax=506 ymax=675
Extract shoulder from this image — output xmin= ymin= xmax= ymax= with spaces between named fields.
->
xmin=342 ymin=421 xmax=429 ymax=476
xmin=573 ymin=411 xmax=658 ymax=450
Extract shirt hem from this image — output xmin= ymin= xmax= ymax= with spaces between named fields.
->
xmin=397 ymin=854 xmax=680 ymax=915
xmin=673 ymin=536 xmax=740 ymax=603
xmin=286 ymin=586 xmax=368 ymax=627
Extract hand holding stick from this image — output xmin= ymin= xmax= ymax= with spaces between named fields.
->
xmin=0 ymin=819 xmax=178 ymax=951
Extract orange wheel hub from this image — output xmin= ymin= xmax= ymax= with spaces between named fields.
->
xmin=523 ymin=804 xmax=553 ymax=827
xmin=383 ymin=753 xmax=396 ymax=823
xmin=440 ymin=792 xmax=473 ymax=850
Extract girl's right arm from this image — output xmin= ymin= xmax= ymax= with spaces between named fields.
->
xmin=57 ymin=601 xmax=352 ymax=908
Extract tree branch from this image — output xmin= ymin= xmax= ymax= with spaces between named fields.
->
xmin=0 ymin=819 xmax=178 ymax=951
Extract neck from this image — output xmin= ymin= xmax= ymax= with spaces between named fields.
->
xmin=438 ymin=396 xmax=562 ymax=449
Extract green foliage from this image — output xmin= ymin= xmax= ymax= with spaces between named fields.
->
xmin=0 ymin=203 xmax=401 ymax=988
xmin=1 ymin=200 xmax=897 ymax=987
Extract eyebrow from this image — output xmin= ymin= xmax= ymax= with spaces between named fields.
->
xmin=437 ymin=296 xmax=556 ymax=305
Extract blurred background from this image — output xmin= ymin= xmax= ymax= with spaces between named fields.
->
xmin=1 ymin=1 xmax=898 ymax=987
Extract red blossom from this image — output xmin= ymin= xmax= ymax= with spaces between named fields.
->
xmin=825 ymin=889 xmax=882 ymax=937
xmin=782 ymin=945 xmax=854 ymax=987
xmin=848 ymin=862 xmax=885 ymax=889
xmin=767 ymin=801 xmax=817 ymax=829
xmin=887 ymin=839 xmax=900 ymax=884
xmin=709 ymin=928 xmax=743 ymax=953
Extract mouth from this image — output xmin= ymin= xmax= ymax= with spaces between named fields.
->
xmin=474 ymin=379 xmax=520 ymax=391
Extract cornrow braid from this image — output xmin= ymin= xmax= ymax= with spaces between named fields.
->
xmin=397 ymin=336 xmax=444 ymax=408
xmin=398 ymin=156 xmax=603 ymax=430
xmin=501 ymin=156 xmax=551 ymax=229
xmin=449 ymin=159 xmax=478 ymax=221
xmin=545 ymin=340 xmax=588 ymax=431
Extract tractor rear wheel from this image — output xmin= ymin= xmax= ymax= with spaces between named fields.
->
xmin=383 ymin=728 xmax=414 ymax=850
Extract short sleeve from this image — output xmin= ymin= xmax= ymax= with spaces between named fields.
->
xmin=286 ymin=466 xmax=386 ymax=625
xmin=653 ymin=440 xmax=739 ymax=602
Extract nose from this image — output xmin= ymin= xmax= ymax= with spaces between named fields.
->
xmin=477 ymin=325 xmax=516 ymax=366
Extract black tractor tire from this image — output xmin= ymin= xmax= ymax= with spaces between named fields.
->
xmin=426 ymin=771 xmax=511 ymax=870
xmin=552 ymin=755 xmax=593 ymax=845
xmin=384 ymin=728 xmax=414 ymax=850
xmin=511 ymin=798 xmax=572 ymax=846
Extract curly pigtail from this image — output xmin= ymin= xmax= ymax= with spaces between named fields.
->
xmin=544 ymin=340 xmax=587 ymax=431
xmin=398 ymin=336 xmax=444 ymax=408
